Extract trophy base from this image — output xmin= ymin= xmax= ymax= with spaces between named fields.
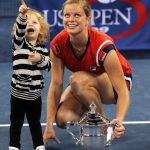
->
xmin=81 ymin=135 xmax=107 ymax=150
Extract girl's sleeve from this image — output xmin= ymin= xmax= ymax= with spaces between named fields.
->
xmin=13 ymin=15 xmax=27 ymax=50
xmin=37 ymin=48 xmax=51 ymax=71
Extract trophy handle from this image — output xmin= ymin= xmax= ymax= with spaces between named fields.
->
xmin=105 ymin=124 xmax=114 ymax=147
xmin=106 ymin=122 xmax=122 ymax=147
xmin=66 ymin=121 xmax=81 ymax=145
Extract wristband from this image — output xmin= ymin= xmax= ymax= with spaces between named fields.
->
xmin=41 ymin=55 xmax=45 ymax=62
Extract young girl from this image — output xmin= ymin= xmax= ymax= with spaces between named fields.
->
xmin=9 ymin=1 xmax=51 ymax=150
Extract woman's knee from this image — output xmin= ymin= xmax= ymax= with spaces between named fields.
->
xmin=56 ymin=109 xmax=80 ymax=128
xmin=55 ymin=110 xmax=66 ymax=128
xmin=69 ymin=73 xmax=83 ymax=86
xmin=69 ymin=72 xmax=90 ymax=94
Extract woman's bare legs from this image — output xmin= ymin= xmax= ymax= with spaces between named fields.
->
xmin=56 ymin=71 xmax=116 ymax=128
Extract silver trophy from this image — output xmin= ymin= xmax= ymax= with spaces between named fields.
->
xmin=66 ymin=102 xmax=113 ymax=150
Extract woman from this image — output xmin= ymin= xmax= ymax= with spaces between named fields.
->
xmin=43 ymin=0 xmax=132 ymax=145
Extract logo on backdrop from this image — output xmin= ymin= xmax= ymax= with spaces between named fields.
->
xmin=87 ymin=0 xmax=117 ymax=3
xmin=43 ymin=0 xmax=147 ymax=39
xmin=97 ymin=0 xmax=117 ymax=3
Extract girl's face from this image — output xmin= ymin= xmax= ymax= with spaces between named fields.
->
xmin=63 ymin=3 xmax=90 ymax=36
xmin=25 ymin=14 xmax=41 ymax=43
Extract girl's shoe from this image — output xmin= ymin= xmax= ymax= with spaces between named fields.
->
xmin=36 ymin=145 xmax=46 ymax=150
xmin=9 ymin=146 xmax=19 ymax=150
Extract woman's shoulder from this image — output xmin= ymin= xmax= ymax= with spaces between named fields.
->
xmin=89 ymin=28 xmax=112 ymax=39
xmin=88 ymin=28 xmax=114 ymax=44
xmin=51 ymin=29 xmax=69 ymax=44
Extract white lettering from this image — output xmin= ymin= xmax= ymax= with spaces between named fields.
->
xmin=91 ymin=7 xmax=132 ymax=26
xmin=43 ymin=9 xmax=63 ymax=27
xmin=101 ymin=9 xmax=113 ymax=25
xmin=43 ymin=7 xmax=132 ymax=28
xmin=91 ymin=9 xmax=101 ymax=26
xmin=114 ymin=8 xmax=132 ymax=25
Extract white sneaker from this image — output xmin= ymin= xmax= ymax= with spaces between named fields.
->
xmin=9 ymin=146 xmax=19 ymax=150
xmin=35 ymin=145 xmax=46 ymax=150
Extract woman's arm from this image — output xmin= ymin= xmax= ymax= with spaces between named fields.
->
xmin=103 ymin=50 xmax=129 ymax=138
xmin=104 ymin=50 xmax=130 ymax=122
xmin=43 ymin=49 xmax=64 ymax=144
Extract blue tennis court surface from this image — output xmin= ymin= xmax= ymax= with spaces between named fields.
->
xmin=1 ymin=59 xmax=150 ymax=150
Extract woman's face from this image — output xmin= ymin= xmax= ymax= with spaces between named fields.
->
xmin=63 ymin=3 xmax=90 ymax=36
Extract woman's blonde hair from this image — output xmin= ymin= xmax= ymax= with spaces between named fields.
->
xmin=62 ymin=0 xmax=91 ymax=17
xmin=12 ymin=9 xmax=50 ymax=45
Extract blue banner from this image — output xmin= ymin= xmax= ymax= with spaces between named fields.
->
xmin=28 ymin=0 xmax=150 ymax=50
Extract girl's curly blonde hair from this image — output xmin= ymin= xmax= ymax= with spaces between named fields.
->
xmin=12 ymin=9 xmax=50 ymax=45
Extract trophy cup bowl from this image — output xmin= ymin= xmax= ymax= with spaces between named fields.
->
xmin=66 ymin=102 xmax=113 ymax=150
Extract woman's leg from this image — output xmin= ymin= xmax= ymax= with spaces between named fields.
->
xmin=69 ymin=71 xmax=116 ymax=109
xmin=56 ymin=71 xmax=116 ymax=128
xmin=56 ymin=86 xmax=85 ymax=128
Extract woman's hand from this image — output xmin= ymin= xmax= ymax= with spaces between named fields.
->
xmin=111 ymin=119 xmax=125 ymax=139
xmin=43 ymin=126 xmax=60 ymax=145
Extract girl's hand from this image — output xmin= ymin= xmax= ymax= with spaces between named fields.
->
xmin=28 ymin=52 xmax=42 ymax=63
xmin=19 ymin=0 xmax=30 ymax=15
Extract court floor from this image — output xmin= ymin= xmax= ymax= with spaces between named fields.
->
xmin=1 ymin=59 xmax=150 ymax=150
